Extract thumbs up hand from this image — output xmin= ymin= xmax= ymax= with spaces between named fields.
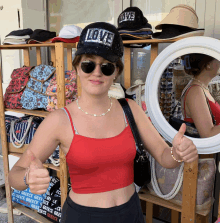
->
xmin=26 ymin=150 xmax=51 ymax=194
xmin=172 ymin=123 xmax=198 ymax=163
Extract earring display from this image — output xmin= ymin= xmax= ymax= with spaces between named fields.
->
xmin=158 ymin=58 xmax=188 ymax=121
xmin=159 ymin=65 xmax=175 ymax=121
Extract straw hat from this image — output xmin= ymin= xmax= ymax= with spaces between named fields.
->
xmin=126 ymin=79 xmax=145 ymax=95
xmin=155 ymin=4 xmax=200 ymax=30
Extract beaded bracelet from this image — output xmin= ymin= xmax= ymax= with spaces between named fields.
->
xmin=171 ymin=147 xmax=183 ymax=163
xmin=24 ymin=167 xmax=30 ymax=188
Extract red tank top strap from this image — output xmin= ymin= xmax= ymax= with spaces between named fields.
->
xmin=63 ymin=107 xmax=75 ymax=134
xmin=183 ymin=84 xmax=201 ymax=119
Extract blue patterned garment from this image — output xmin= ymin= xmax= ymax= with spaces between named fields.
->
xmin=21 ymin=65 xmax=56 ymax=110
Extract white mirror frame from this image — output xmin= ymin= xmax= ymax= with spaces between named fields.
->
xmin=145 ymin=36 xmax=220 ymax=154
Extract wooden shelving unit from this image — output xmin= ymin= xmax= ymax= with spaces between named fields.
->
xmin=0 ymin=37 xmax=213 ymax=223
xmin=0 ymin=42 xmax=76 ymax=223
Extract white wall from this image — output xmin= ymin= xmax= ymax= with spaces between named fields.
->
xmin=0 ymin=0 xmax=47 ymax=93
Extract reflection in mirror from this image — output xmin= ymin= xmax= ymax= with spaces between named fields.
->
xmin=158 ymin=53 xmax=220 ymax=139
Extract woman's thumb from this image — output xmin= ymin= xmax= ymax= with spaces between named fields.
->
xmin=27 ymin=150 xmax=44 ymax=169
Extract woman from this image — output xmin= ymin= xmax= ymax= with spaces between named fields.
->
xmin=181 ymin=54 xmax=220 ymax=138
xmin=9 ymin=22 xmax=198 ymax=223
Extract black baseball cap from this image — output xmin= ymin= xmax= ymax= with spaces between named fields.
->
xmin=28 ymin=29 xmax=56 ymax=42
xmin=75 ymin=22 xmax=124 ymax=63
xmin=117 ymin=7 xmax=152 ymax=31
xmin=6 ymin=28 xmax=33 ymax=37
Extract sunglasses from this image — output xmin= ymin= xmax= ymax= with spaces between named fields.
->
xmin=81 ymin=61 xmax=116 ymax=76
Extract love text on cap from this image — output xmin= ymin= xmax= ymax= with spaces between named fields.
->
xmin=119 ymin=12 xmax=135 ymax=23
xmin=85 ymin=28 xmax=114 ymax=47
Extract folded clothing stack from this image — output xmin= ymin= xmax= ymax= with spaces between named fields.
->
xmin=3 ymin=28 xmax=33 ymax=45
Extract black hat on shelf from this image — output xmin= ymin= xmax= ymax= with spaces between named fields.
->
xmin=117 ymin=7 xmax=152 ymax=32
xmin=119 ymin=30 xmax=153 ymax=41
xmin=6 ymin=28 xmax=33 ymax=37
xmin=152 ymin=24 xmax=204 ymax=40
xmin=27 ymin=29 xmax=56 ymax=42
xmin=75 ymin=22 xmax=124 ymax=63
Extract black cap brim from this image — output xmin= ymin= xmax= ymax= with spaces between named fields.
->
xmin=75 ymin=45 xmax=120 ymax=63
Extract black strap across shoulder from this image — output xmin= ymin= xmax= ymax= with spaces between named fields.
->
xmin=118 ymin=98 xmax=145 ymax=154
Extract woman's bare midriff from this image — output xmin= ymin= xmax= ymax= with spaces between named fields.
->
xmin=68 ymin=183 xmax=136 ymax=208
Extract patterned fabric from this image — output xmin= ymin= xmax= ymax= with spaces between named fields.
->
xmin=46 ymin=70 xmax=77 ymax=111
xmin=4 ymin=66 xmax=33 ymax=109
xmin=21 ymin=65 xmax=56 ymax=110
xmin=6 ymin=115 xmax=44 ymax=145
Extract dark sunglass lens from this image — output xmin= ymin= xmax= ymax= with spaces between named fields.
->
xmin=81 ymin=61 xmax=95 ymax=73
xmin=101 ymin=63 xmax=115 ymax=76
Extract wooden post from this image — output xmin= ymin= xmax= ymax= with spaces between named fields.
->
xmin=50 ymin=47 xmax=56 ymax=67
xmin=0 ymin=53 xmax=14 ymax=223
xmin=150 ymin=43 xmax=158 ymax=66
xmin=55 ymin=42 xmax=68 ymax=207
xmin=124 ymin=47 xmax=131 ymax=89
xmin=67 ymin=48 xmax=73 ymax=70
xmin=145 ymin=201 xmax=153 ymax=223
xmin=181 ymin=159 xmax=198 ymax=223
xmin=23 ymin=49 xmax=30 ymax=66
xmin=196 ymin=214 xmax=209 ymax=223
xmin=171 ymin=210 xmax=179 ymax=223
xmin=36 ymin=47 xmax=42 ymax=65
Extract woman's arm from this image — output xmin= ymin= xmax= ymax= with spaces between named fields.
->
xmin=8 ymin=109 xmax=64 ymax=191
xmin=186 ymin=86 xmax=220 ymax=138
xmin=127 ymin=99 xmax=198 ymax=169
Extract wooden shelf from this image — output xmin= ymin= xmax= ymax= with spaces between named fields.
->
xmin=5 ymin=109 xmax=49 ymax=117
xmin=122 ymin=37 xmax=185 ymax=44
xmin=9 ymin=152 xmax=60 ymax=172
xmin=138 ymin=188 xmax=210 ymax=217
xmin=0 ymin=41 xmax=72 ymax=223
xmin=13 ymin=203 xmax=52 ymax=223
xmin=0 ymin=42 xmax=76 ymax=49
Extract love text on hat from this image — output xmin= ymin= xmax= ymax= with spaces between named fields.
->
xmin=85 ymin=28 xmax=115 ymax=47
xmin=118 ymin=12 xmax=135 ymax=23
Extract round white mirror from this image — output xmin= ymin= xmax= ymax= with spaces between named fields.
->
xmin=145 ymin=36 xmax=220 ymax=154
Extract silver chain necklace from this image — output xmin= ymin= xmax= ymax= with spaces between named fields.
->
xmin=191 ymin=78 xmax=209 ymax=91
xmin=76 ymin=97 xmax=113 ymax=117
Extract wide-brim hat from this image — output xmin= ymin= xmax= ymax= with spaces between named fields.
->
xmin=75 ymin=22 xmax=124 ymax=63
xmin=155 ymin=4 xmax=200 ymax=30
xmin=152 ymin=25 xmax=204 ymax=40
xmin=126 ymin=79 xmax=145 ymax=95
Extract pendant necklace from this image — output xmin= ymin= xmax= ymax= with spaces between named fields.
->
xmin=76 ymin=96 xmax=113 ymax=117
xmin=191 ymin=78 xmax=209 ymax=91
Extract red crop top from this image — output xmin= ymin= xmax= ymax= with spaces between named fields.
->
xmin=63 ymin=107 xmax=136 ymax=194
xmin=183 ymin=85 xmax=220 ymax=125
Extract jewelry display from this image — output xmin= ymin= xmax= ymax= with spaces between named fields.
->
xmin=76 ymin=96 xmax=113 ymax=117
